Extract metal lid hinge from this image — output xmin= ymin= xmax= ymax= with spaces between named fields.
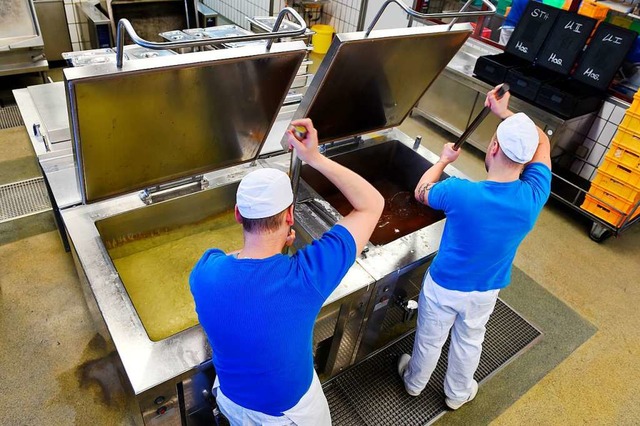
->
xmin=139 ymin=175 xmax=209 ymax=205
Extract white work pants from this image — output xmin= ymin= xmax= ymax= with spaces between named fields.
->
xmin=403 ymin=271 xmax=499 ymax=402
xmin=214 ymin=371 xmax=331 ymax=426
xmin=499 ymin=27 xmax=514 ymax=45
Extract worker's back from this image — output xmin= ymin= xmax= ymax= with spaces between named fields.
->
xmin=189 ymin=225 xmax=355 ymax=416
xmin=427 ymin=162 xmax=551 ymax=292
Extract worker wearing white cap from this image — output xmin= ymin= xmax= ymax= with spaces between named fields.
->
xmin=190 ymin=118 xmax=384 ymax=425
xmin=398 ymin=85 xmax=551 ymax=409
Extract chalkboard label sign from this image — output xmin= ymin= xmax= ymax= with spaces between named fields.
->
xmin=505 ymin=1 xmax=561 ymax=62
xmin=573 ymin=22 xmax=637 ymax=91
xmin=537 ymin=11 xmax=596 ymax=75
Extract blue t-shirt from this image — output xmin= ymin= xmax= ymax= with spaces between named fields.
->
xmin=189 ymin=225 xmax=356 ymax=416
xmin=504 ymin=0 xmax=540 ymax=28
xmin=428 ymin=162 xmax=551 ymax=292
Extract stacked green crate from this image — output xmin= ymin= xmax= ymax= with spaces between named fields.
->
xmin=497 ymin=0 xmax=512 ymax=16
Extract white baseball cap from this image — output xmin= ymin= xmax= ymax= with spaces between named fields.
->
xmin=496 ymin=112 xmax=538 ymax=164
xmin=236 ymin=168 xmax=293 ymax=219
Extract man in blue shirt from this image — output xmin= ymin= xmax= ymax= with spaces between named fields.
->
xmin=190 ymin=118 xmax=384 ymax=425
xmin=500 ymin=0 xmax=541 ymax=45
xmin=398 ymin=86 xmax=551 ymax=410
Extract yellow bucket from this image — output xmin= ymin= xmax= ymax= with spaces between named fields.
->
xmin=311 ymin=24 xmax=335 ymax=54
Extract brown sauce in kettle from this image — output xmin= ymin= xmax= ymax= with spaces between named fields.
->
xmin=323 ymin=178 xmax=444 ymax=245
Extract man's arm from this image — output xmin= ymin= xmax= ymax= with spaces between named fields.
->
xmin=529 ymin=127 xmax=552 ymax=169
xmin=414 ymin=143 xmax=460 ymax=206
xmin=485 ymin=85 xmax=551 ymax=169
xmin=288 ymin=118 xmax=384 ymax=254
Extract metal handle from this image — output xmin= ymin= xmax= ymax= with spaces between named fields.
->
xmin=413 ymin=135 xmax=422 ymax=150
xmin=453 ymin=83 xmax=510 ymax=151
xmin=400 ymin=299 xmax=418 ymax=322
xmin=366 ymin=0 xmax=496 ymax=36
xmin=42 ymin=134 xmax=51 ymax=153
xmin=266 ymin=8 xmax=306 ymax=50
xmin=116 ymin=7 xmax=307 ymax=68
xmin=447 ymin=0 xmax=477 ymax=30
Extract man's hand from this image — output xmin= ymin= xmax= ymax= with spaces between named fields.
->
xmin=485 ymin=84 xmax=513 ymax=120
xmin=413 ymin=143 xmax=458 ymax=206
xmin=440 ymin=143 xmax=460 ymax=165
xmin=287 ymin=118 xmax=324 ymax=167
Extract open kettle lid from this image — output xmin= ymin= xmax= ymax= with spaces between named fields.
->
xmin=284 ymin=24 xmax=473 ymax=148
xmin=65 ymin=41 xmax=307 ymax=204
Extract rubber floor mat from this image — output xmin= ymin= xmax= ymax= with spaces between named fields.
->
xmin=323 ymin=298 xmax=541 ymax=425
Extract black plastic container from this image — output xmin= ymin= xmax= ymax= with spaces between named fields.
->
xmin=506 ymin=66 xmax=562 ymax=101
xmin=474 ymin=53 xmax=530 ymax=85
xmin=503 ymin=2 xmax=561 ymax=61
xmin=473 ymin=1 xmax=560 ymax=85
xmin=536 ymin=23 xmax=637 ymax=118
xmin=536 ymin=12 xmax=596 ymax=75
xmin=536 ymin=80 xmax=605 ymax=118
xmin=505 ymin=10 xmax=596 ymax=103
xmin=572 ymin=23 xmax=637 ymax=91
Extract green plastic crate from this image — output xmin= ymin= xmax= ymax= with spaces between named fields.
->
xmin=497 ymin=0 xmax=512 ymax=16
xmin=543 ymin=0 xmax=565 ymax=8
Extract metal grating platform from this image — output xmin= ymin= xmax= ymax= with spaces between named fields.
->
xmin=0 ymin=105 xmax=24 ymax=129
xmin=0 ymin=178 xmax=52 ymax=223
xmin=324 ymin=299 xmax=542 ymax=425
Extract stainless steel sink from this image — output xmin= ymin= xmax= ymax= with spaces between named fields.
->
xmin=282 ymin=130 xmax=471 ymax=365
xmin=300 ymin=140 xmax=446 ymax=246
xmin=95 ymin=182 xmax=241 ymax=342
xmin=285 ymin=129 xmax=469 ymax=282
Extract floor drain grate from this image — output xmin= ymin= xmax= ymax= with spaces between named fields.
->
xmin=324 ymin=299 xmax=542 ymax=425
xmin=0 ymin=105 xmax=24 ymax=129
xmin=0 ymin=178 xmax=51 ymax=222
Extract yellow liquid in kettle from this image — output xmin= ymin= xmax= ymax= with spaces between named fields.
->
xmin=106 ymin=212 xmax=243 ymax=341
